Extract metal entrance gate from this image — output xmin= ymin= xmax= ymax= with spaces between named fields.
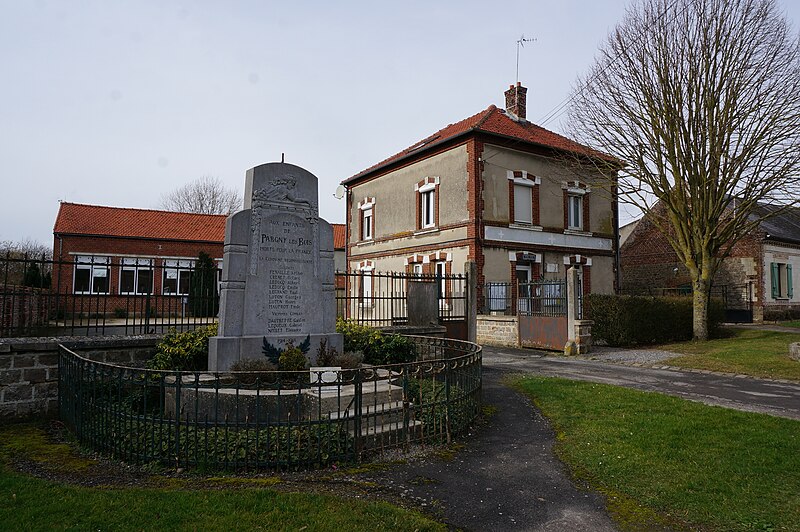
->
xmin=719 ymin=283 xmax=754 ymax=323
xmin=517 ymin=280 xmax=568 ymax=350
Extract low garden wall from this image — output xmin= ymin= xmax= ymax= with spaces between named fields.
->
xmin=476 ymin=315 xmax=519 ymax=347
xmin=0 ymin=335 xmax=159 ymax=420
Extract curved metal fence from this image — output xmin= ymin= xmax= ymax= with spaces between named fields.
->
xmin=58 ymin=336 xmax=481 ymax=471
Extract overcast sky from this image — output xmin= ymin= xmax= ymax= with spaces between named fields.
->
xmin=2 ymin=0 xmax=799 ymax=245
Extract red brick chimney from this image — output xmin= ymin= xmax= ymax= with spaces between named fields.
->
xmin=504 ymin=82 xmax=527 ymax=121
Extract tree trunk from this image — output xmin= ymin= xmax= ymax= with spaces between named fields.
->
xmin=692 ymin=278 xmax=711 ymax=341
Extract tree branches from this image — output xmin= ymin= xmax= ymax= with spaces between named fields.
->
xmin=160 ymin=176 xmax=242 ymax=215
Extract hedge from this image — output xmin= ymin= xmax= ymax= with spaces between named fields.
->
xmin=587 ymin=294 xmax=724 ymax=346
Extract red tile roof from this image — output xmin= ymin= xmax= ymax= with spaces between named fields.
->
xmin=53 ymin=202 xmax=227 ymax=242
xmin=332 ymin=223 xmax=346 ymax=250
xmin=344 ymin=105 xmax=614 ymax=183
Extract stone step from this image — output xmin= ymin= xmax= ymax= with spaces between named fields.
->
xmin=328 ymin=400 xmax=406 ymax=421
xmin=357 ymin=419 xmax=424 ymax=448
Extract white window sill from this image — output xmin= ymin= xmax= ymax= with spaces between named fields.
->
xmin=356 ymin=240 xmax=374 ymax=247
xmin=510 ymin=223 xmax=543 ymax=232
xmin=414 ymin=227 xmax=439 ymax=236
xmin=564 ymin=229 xmax=593 ymax=237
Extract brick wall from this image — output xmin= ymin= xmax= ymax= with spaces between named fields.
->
xmin=0 ymin=335 xmax=159 ymax=421
xmin=52 ymin=234 xmax=223 ymax=314
xmin=476 ymin=315 xmax=519 ymax=347
xmin=0 ymin=286 xmax=48 ymax=334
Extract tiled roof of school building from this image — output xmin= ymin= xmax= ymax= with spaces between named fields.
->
xmin=53 ymin=202 xmax=227 ymax=242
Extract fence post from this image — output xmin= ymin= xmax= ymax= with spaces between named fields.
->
xmin=465 ymin=261 xmax=477 ymax=343
xmin=566 ymin=266 xmax=578 ymax=346
xmin=353 ymin=368 xmax=362 ymax=461
xmin=174 ymin=374 xmax=182 ymax=469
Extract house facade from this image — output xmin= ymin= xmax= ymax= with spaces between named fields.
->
xmin=620 ymin=203 xmax=800 ymax=322
xmin=341 ymin=83 xmax=619 ymax=315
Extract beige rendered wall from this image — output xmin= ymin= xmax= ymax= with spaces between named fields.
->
xmin=481 ymin=145 xmax=615 ymax=235
xmin=348 ymin=145 xmax=469 ymax=249
xmin=348 ymin=246 xmax=471 ymax=275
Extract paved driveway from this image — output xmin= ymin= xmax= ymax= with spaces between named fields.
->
xmin=484 ymin=345 xmax=800 ymax=420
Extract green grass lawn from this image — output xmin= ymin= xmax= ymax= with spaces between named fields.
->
xmin=658 ymin=328 xmax=800 ymax=381
xmin=780 ymin=320 xmax=800 ymax=329
xmin=514 ymin=377 xmax=800 ymax=531
xmin=0 ymin=425 xmax=443 ymax=532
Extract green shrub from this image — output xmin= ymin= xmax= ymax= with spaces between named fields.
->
xmin=587 ymin=294 xmax=724 ymax=346
xmin=113 ymin=307 xmax=127 ymax=319
xmin=147 ymin=324 xmax=217 ymax=371
xmin=335 ymin=319 xmax=417 ymax=365
xmin=366 ymin=333 xmax=417 ymax=365
xmin=279 ymin=343 xmax=308 ymax=371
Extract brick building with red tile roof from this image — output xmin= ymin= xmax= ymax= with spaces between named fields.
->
xmin=343 ymin=83 xmax=621 ymax=320
xmin=52 ymin=201 xmax=346 ymax=316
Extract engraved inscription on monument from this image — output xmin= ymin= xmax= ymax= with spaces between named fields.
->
xmin=261 ymin=214 xmax=313 ymax=334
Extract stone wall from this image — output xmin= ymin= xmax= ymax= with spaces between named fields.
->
xmin=0 ymin=335 xmax=159 ymax=421
xmin=476 ymin=315 xmax=519 ymax=347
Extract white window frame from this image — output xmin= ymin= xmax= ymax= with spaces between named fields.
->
xmin=567 ymin=194 xmax=583 ymax=230
xmin=73 ymin=256 xmax=110 ymax=294
xmin=421 ymin=189 xmax=435 ymax=228
xmin=119 ymin=258 xmax=154 ymax=295
xmin=362 ymin=206 xmax=373 ymax=240
xmin=435 ymin=261 xmax=447 ymax=298
xmin=358 ymin=262 xmax=375 ymax=307
xmin=514 ymin=183 xmax=533 ymax=224
xmin=162 ymin=259 xmax=194 ymax=296
xmin=416 ymin=180 xmax=438 ymax=230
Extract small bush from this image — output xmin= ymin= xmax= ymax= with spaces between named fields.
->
xmin=365 ymin=333 xmax=417 ymax=365
xmin=336 ymin=319 xmax=417 ymax=365
xmin=113 ymin=307 xmax=127 ymax=319
xmin=279 ymin=343 xmax=308 ymax=372
xmin=147 ymin=324 xmax=217 ymax=371
xmin=315 ymin=338 xmax=339 ymax=366
xmin=587 ymin=294 xmax=724 ymax=346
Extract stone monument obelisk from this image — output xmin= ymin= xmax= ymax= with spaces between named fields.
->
xmin=209 ymin=162 xmax=342 ymax=371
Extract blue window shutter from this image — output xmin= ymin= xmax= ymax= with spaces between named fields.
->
xmin=771 ymin=262 xmax=779 ymax=298
xmin=788 ymin=264 xmax=794 ymax=299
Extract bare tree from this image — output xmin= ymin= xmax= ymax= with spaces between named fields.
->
xmin=568 ymin=0 xmax=800 ymax=340
xmin=160 ymin=176 xmax=242 ymax=215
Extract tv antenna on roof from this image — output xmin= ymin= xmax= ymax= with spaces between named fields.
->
xmin=516 ymin=34 xmax=536 ymax=84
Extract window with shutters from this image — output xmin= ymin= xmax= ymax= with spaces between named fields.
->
xmin=771 ymin=262 xmax=794 ymax=299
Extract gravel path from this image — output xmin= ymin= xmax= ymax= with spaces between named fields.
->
xmin=588 ymin=346 xmax=679 ymax=365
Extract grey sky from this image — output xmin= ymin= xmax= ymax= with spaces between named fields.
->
xmin=2 ymin=1 xmax=798 ymax=245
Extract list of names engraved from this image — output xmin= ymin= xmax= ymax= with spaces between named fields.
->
xmin=260 ymin=215 xmax=313 ymax=334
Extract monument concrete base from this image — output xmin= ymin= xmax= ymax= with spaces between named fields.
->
xmin=209 ymin=333 xmax=343 ymax=371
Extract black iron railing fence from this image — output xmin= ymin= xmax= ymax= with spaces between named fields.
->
xmin=1 ymin=254 xmax=468 ymax=338
xmin=1 ymin=253 xmax=219 ymax=337
xmin=336 ymin=270 xmax=468 ymax=328
xmin=58 ymin=335 xmax=482 ymax=470
xmin=480 ymin=280 xmax=569 ymax=317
